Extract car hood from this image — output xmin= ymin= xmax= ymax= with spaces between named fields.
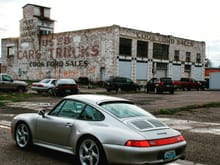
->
xmin=14 ymin=113 xmax=38 ymax=119
xmin=123 ymin=117 xmax=180 ymax=139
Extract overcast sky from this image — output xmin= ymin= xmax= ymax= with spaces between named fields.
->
xmin=1 ymin=0 xmax=220 ymax=67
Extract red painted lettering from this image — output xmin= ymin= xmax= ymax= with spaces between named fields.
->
xmin=91 ymin=45 xmax=99 ymax=56
xmin=56 ymin=48 xmax=62 ymax=58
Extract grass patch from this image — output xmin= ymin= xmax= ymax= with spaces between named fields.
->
xmin=0 ymin=92 xmax=36 ymax=103
xmin=159 ymin=101 xmax=220 ymax=115
xmin=0 ymin=102 xmax=5 ymax=106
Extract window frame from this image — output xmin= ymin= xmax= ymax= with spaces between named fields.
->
xmin=137 ymin=40 xmax=148 ymax=58
xmin=153 ymin=43 xmax=169 ymax=60
xmin=119 ymin=37 xmax=132 ymax=56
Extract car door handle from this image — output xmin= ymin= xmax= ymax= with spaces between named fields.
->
xmin=65 ymin=123 xmax=73 ymax=128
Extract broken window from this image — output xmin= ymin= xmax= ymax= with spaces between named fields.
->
xmin=153 ymin=43 xmax=169 ymax=60
xmin=119 ymin=37 xmax=132 ymax=56
xmin=137 ymin=40 xmax=148 ymax=58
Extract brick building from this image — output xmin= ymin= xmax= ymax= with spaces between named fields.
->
xmin=1 ymin=4 xmax=206 ymax=83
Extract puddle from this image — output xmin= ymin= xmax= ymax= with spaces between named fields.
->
xmin=159 ymin=118 xmax=220 ymax=135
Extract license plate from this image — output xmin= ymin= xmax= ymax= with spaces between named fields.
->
xmin=164 ymin=150 xmax=176 ymax=160
xmin=65 ymin=89 xmax=71 ymax=93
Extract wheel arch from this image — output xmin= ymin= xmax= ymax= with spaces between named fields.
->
xmin=14 ymin=120 xmax=33 ymax=140
xmin=16 ymin=86 xmax=26 ymax=92
xmin=14 ymin=120 xmax=33 ymax=149
xmin=75 ymin=133 xmax=107 ymax=163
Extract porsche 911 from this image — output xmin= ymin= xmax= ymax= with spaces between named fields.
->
xmin=11 ymin=94 xmax=186 ymax=165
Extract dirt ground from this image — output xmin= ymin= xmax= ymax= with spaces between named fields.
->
xmin=2 ymin=90 xmax=220 ymax=165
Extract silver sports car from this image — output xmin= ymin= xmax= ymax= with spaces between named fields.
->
xmin=11 ymin=94 xmax=186 ymax=165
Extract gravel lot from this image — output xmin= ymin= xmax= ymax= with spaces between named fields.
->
xmin=1 ymin=89 xmax=220 ymax=165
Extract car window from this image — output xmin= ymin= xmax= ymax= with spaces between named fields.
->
xmin=51 ymin=80 xmax=57 ymax=85
xmin=126 ymin=78 xmax=133 ymax=84
xmin=2 ymin=75 xmax=13 ymax=82
xmin=41 ymin=79 xmax=50 ymax=83
xmin=57 ymin=79 xmax=76 ymax=84
xmin=49 ymin=100 xmax=85 ymax=119
xmin=79 ymin=105 xmax=104 ymax=121
xmin=100 ymin=102 xmax=154 ymax=119
xmin=149 ymin=78 xmax=157 ymax=83
xmin=161 ymin=78 xmax=172 ymax=83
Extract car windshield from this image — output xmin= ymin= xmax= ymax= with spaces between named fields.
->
xmin=160 ymin=78 xmax=172 ymax=83
xmin=100 ymin=102 xmax=154 ymax=119
xmin=40 ymin=79 xmax=51 ymax=83
xmin=57 ymin=79 xmax=76 ymax=84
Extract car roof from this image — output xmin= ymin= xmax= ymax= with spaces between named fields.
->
xmin=64 ymin=94 xmax=130 ymax=105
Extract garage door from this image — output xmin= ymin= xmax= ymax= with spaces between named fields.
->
xmin=194 ymin=66 xmax=203 ymax=81
xmin=136 ymin=62 xmax=148 ymax=80
xmin=119 ymin=60 xmax=132 ymax=78
xmin=210 ymin=72 xmax=220 ymax=89
xmin=172 ymin=64 xmax=181 ymax=80
xmin=155 ymin=63 xmax=168 ymax=78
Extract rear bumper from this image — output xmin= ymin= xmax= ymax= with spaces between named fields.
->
xmin=31 ymin=87 xmax=48 ymax=92
xmin=104 ymin=141 xmax=186 ymax=165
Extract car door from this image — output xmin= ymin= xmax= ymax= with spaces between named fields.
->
xmin=147 ymin=78 xmax=157 ymax=91
xmin=0 ymin=74 xmax=15 ymax=90
xmin=36 ymin=99 xmax=85 ymax=147
xmin=126 ymin=78 xmax=136 ymax=91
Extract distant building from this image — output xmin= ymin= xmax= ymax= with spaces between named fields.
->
xmin=1 ymin=4 xmax=206 ymax=83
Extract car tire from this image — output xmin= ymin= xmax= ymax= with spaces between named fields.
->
xmin=119 ymin=87 xmax=122 ymax=92
xmin=136 ymin=87 xmax=140 ymax=92
xmin=144 ymin=87 xmax=147 ymax=93
xmin=15 ymin=123 xmax=32 ymax=149
xmin=77 ymin=136 xmax=106 ymax=165
xmin=106 ymin=89 xmax=111 ymax=92
xmin=48 ymin=88 xmax=53 ymax=95
xmin=17 ymin=87 xmax=25 ymax=93
xmin=154 ymin=87 xmax=158 ymax=94
xmin=116 ymin=87 xmax=122 ymax=93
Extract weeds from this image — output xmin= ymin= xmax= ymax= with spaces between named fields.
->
xmin=0 ymin=92 xmax=35 ymax=103
xmin=159 ymin=102 xmax=220 ymax=115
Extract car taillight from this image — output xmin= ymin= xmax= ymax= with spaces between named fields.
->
xmin=32 ymin=84 xmax=44 ymax=87
xmin=125 ymin=135 xmax=185 ymax=147
xmin=125 ymin=140 xmax=151 ymax=147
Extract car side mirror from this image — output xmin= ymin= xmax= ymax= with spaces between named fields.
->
xmin=38 ymin=109 xmax=46 ymax=117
